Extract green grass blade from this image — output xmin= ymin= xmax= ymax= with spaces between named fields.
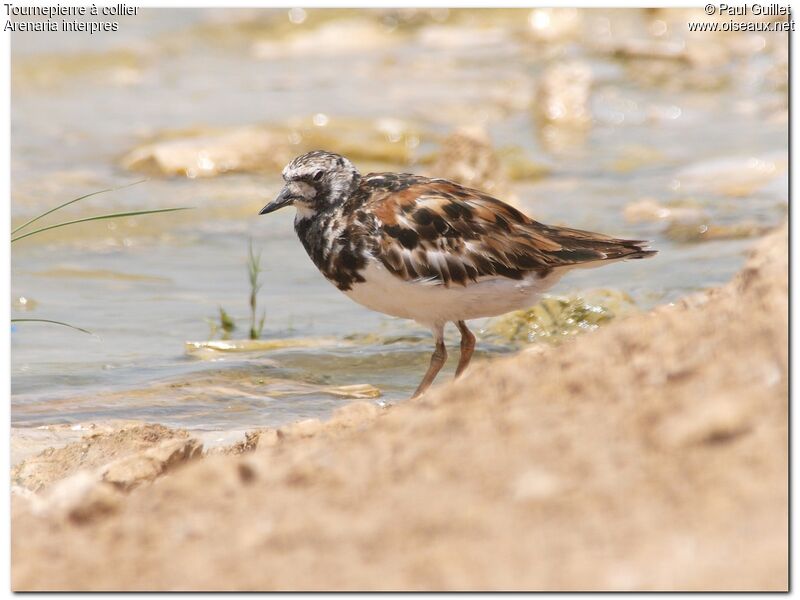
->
xmin=11 ymin=318 xmax=92 ymax=334
xmin=10 ymin=207 xmax=191 ymax=243
xmin=11 ymin=179 xmax=148 ymax=235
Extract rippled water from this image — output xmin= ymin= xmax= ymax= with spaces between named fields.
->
xmin=10 ymin=8 xmax=788 ymax=430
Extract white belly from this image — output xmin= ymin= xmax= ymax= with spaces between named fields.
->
xmin=341 ymin=261 xmax=564 ymax=328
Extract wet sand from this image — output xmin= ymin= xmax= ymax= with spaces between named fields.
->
xmin=11 ymin=224 xmax=788 ymax=591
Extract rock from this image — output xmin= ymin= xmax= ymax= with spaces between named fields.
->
xmin=239 ymin=431 xmax=264 ymax=453
xmin=430 ymin=128 xmax=512 ymax=199
xmin=120 ymin=127 xmax=289 ymax=178
xmin=488 ymin=290 xmax=638 ymax=344
xmin=623 ymin=198 xmax=775 ymax=243
xmin=623 ymin=198 xmax=708 ymax=225
xmin=222 ymin=429 xmax=282 ymax=455
xmin=609 ymin=145 xmax=666 ymax=173
xmin=281 ymin=115 xmax=423 ymax=167
xmin=330 ymin=401 xmax=381 ymax=428
xmin=664 ymin=221 xmax=773 ymax=243
xmin=498 ymin=147 xmax=550 ymax=181
xmin=538 ymin=124 xmax=590 ymax=154
xmin=100 ymin=438 xmax=203 ymax=491
xmin=281 ymin=418 xmax=324 ymax=439
xmin=29 ymin=471 xmax=122 ymax=524
xmin=623 ymin=199 xmax=672 ymax=223
xmin=535 ymin=61 xmax=592 ymax=127
xmin=12 ymin=426 xmax=89 ymax=467
xmin=256 ymin=429 xmax=282 ymax=448
xmin=319 ymin=384 xmax=382 ymax=399
xmin=185 ymin=337 xmax=343 ymax=357
xmin=534 ymin=61 xmax=593 ymax=153
xmin=122 ymin=117 xmax=427 ymax=179
xmin=591 ymin=11 xmax=751 ymax=93
xmin=12 ymin=423 xmax=190 ymax=492
xmin=674 ymin=155 xmax=787 ymax=197
xmin=10 ymin=426 xmax=200 ymax=515
xmin=12 ymin=295 xmax=37 ymax=311
xmin=606 ymin=38 xmax=690 ymax=62
xmin=211 ymin=429 xmax=282 ymax=456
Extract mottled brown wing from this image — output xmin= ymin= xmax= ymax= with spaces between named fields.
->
xmin=366 ymin=178 xmax=655 ymax=287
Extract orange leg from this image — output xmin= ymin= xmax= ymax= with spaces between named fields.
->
xmin=455 ymin=320 xmax=475 ymax=378
xmin=412 ymin=325 xmax=447 ymax=398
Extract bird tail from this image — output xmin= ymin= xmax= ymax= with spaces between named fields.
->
xmin=537 ymin=223 xmax=658 ymax=269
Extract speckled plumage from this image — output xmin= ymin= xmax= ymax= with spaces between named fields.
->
xmin=260 ymin=150 xmax=656 ymax=397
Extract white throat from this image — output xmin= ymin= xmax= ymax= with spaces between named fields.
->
xmin=294 ymin=204 xmax=317 ymax=221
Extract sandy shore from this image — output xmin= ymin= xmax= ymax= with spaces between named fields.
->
xmin=11 ymin=224 xmax=788 ymax=591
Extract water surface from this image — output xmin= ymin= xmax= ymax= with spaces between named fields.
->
xmin=11 ymin=8 xmax=788 ymax=430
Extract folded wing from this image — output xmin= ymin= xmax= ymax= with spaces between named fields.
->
xmin=366 ymin=178 xmax=656 ymax=287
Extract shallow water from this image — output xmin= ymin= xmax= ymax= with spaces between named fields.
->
xmin=10 ymin=8 xmax=788 ymax=431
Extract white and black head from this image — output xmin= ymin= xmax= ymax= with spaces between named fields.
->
xmin=259 ymin=151 xmax=360 ymax=218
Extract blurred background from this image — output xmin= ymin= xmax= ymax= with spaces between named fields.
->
xmin=10 ymin=8 xmax=788 ymax=432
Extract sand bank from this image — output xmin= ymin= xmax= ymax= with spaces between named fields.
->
xmin=11 ymin=223 xmax=787 ymax=591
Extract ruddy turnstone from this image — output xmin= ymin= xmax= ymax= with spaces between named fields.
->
xmin=260 ymin=150 xmax=656 ymax=397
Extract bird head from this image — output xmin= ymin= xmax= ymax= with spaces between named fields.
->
xmin=259 ymin=150 xmax=360 ymax=218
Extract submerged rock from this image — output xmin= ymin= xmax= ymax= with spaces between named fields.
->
xmin=12 ymin=296 xmax=37 ymax=312
xmin=674 ymin=155 xmax=788 ymax=197
xmin=31 ymin=267 xmax=170 ymax=283
xmin=604 ymin=38 xmax=690 ymax=62
xmin=535 ymin=61 xmax=592 ymax=127
xmin=121 ymin=116 xmax=426 ymax=178
xmin=266 ymin=382 xmax=381 ymax=400
xmin=13 ymin=47 xmax=151 ymax=90
xmin=595 ymin=8 xmax=786 ymax=94
xmin=121 ymin=126 xmax=288 ymax=178
xmin=624 ymin=198 xmax=776 ymax=244
xmin=623 ymin=198 xmax=709 ymax=225
xmin=430 ymin=128 xmax=513 ymax=200
xmin=185 ymin=337 xmax=346 ymax=357
xmin=283 ymin=115 xmax=423 ymax=167
xmin=664 ymin=220 xmax=773 ymax=243
xmin=534 ymin=61 xmax=593 ymax=153
xmin=487 ymin=290 xmax=638 ymax=344
xmin=498 ymin=147 xmax=551 ymax=181
xmin=609 ymin=145 xmax=666 ymax=173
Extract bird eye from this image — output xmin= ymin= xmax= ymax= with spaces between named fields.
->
xmin=312 ymin=170 xmax=324 ymax=181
